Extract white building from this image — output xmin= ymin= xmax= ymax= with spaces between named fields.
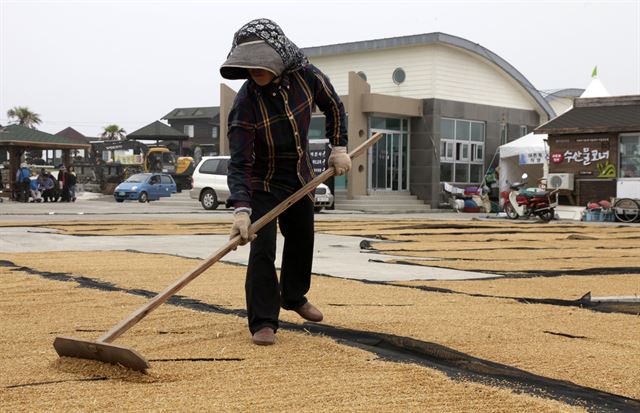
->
xmin=221 ymin=32 xmax=556 ymax=210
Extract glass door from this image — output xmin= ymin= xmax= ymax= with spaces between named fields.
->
xmin=370 ymin=131 xmax=407 ymax=191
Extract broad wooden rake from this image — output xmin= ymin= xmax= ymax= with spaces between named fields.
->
xmin=54 ymin=132 xmax=383 ymax=372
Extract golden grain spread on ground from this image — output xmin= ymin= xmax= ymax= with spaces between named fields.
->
xmin=0 ymin=220 xmax=231 ymax=236
xmin=1 ymin=218 xmax=639 ymax=411
xmin=0 ymin=256 xmax=585 ymax=412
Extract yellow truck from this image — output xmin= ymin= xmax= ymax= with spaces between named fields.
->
xmin=144 ymin=147 xmax=195 ymax=192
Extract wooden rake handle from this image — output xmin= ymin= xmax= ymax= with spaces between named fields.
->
xmin=98 ymin=132 xmax=384 ymax=343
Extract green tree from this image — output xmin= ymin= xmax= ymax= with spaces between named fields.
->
xmin=101 ymin=124 xmax=127 ymax=140
xmin=7 ymin=106 xmax=42 ymax=129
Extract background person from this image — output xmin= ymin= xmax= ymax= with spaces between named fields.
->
xmin=39 ymin=169 xmax=56 ymax=202
xmin=15 ymin=163 xmax=31 ymax=202
xmin=67 ymin=166 xmax=78 ymax=202
xmin=29 ymin=173 xmax=42 ymax=202
xmin=57 ymin=165 xmax=70 ymax=202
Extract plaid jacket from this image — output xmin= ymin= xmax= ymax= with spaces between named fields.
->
xmin=226 ymin=63 xmax=347 ymax=208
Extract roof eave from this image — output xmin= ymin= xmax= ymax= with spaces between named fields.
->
xmin=127 ymin=136 xmax=189 ymax=140
xmin=0 ymin=140 xmax=91 ymax=149
xmin=163 ymin=116 xmax=217 ymax=120
xmin=536 ymin=126 xmax=640 ymax=135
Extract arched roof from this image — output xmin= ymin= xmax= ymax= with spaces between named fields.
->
xmin=303 ymin=32 xmax=555 ymax=118
xmin=540 ymin=88 xmax=585 ymax=100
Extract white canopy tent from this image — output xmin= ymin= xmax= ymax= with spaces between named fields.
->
xmin=580 ymin=76 xmax=610 ymax=98
xmin=551 ymin=73 xmax=611 ymax=114
xmin=498 ymin=132 xmax=549 ymax=195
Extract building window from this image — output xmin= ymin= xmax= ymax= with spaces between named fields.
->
xmin=357 ymin=71 xmax=367 ymax=81
xmin=440 ymin=162 xmax=453 ymax=182
xmin=440 ymin=140 xmax=454 ymax=161
xmin=184 ymin=125 xmax=194 ymax=138
xmin=392 ymin=68 xmax=406 ymax=85
xmin=500 ymin=123 xmax=508 ymax=145
xmin=440 ymin=118 xmax=485 ymax=183
xmin=619 ymin=134 xmax=640 ymax=178
xmin=520 ymin=125 xmax=528 ymax=137
xmin=308 ymin=116 xmax=326 ymax=140
xmin=370 ymin=116 xmax=408 ymax=132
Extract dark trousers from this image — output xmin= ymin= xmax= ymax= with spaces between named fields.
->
xmin=61 ymin=186 xmax=70 ymax=202
xmin=19 ymin=180 xmax=30 ymax=202
xmin=246 ymin=190 xmax=314 ymax=334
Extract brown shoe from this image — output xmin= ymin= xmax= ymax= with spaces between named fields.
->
xmin=252 ymin=327 xmax=275 ymax=346
xmin=293 ymin=302 xmax=323 ymax=322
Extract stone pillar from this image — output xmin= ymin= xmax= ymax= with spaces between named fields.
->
xmin=63 ymin=149 xmax=71 ymax=169
xmin=346 ymin=71 xmax=371 ymax=199
xmin=219 ymin=84 xmax=237 ymax=156
xmin=9 ymin=148 xmax=22 ymax=191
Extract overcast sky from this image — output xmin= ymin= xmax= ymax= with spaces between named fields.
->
xmin=1 ymin=0 xmax=639 ymax=136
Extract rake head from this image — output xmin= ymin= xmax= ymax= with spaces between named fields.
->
xmin=54 ymin=336 xmax=150 ymax=372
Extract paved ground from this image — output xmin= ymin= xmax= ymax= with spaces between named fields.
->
xmin=0 ymin=189 xmax=596 ymax=222
xmin=0 ymin=192 xmax=495 ymax=281
xmin=0 ymin=191 xmax=485 ymax=221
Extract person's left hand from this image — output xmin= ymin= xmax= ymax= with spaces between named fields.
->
xmin=328 ymin=146 xmax=351 ymax=176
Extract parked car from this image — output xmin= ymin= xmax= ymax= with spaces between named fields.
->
xmin=190 ymin=155 xmax=335 ymax=212
xmin=313 ymin=183 xmax=334 ymax=213
xmin=190 ymin=156 xmax=230 ymax=210
xmin=114 ymin=173 xmax=177 ymax=203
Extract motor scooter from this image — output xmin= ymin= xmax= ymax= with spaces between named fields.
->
xmin=501 ymin=173 xmax=559 ymax=222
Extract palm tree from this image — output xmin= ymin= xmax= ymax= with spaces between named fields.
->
xmin=101 ymin=124 xmax=127 ymax=140
xmin=7 ymin=106 xmax=42 ymax=129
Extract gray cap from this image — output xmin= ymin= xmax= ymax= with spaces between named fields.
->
xmin=220 ymin=40 xmax=285 ymax=80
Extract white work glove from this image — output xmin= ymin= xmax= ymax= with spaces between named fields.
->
xmin=230 ymin=210 xmax=255 ymax=246
xmin=328 ymin=146 xmax=351 ymax=176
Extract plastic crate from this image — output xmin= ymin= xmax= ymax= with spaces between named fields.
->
xmin=585 ymin=210 xmax=601 ymax=221
xmin=602 ymin=212 xmax=615 ymax=222
xmin=585 ymin=209 xmax=615 ymax=222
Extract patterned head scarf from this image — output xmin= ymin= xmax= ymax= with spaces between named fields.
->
xmin=230 ymin=18 xmax=308 ymax=74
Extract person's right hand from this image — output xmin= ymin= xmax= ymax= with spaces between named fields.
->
xmin=230 ymin=211 xmax=254 ymax=245
xmin=328 ymin=146 xmax=351 ymax=176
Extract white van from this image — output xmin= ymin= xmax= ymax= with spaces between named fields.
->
xmin=190 ymin=156 xmax=231 ymax=210
xmin=190 ymin=156 xmax=334 ymax=212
